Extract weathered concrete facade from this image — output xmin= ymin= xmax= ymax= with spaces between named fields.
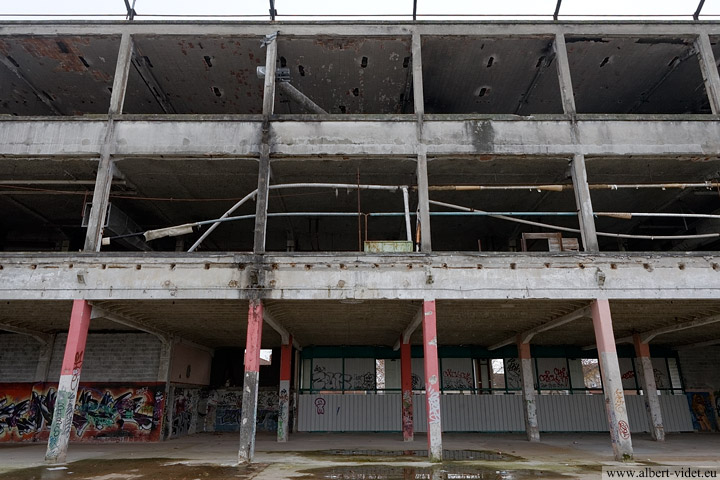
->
xmin=2 ymin=20 xmax=720 ymax=464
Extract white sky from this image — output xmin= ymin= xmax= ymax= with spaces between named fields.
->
xmin=1 ymin=0 xmax=719 ymax=20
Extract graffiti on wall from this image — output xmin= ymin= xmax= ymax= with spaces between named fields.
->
xmin=687 ymin=392 xmax=718 ymax=432
xmin=311 ymin=365 xmax=375 ymax=391
xmin=207 ymin=388 xmax=279 ymax=433
xmin=0 ymin=383 xmax=164 ymax=442
xmin=170 ymin=387 xmax=198 ymax=438
xmin=442 ymin=369 xmax=473 ymax=390
xmin=538 ymin=367 xmax=569 ymax=389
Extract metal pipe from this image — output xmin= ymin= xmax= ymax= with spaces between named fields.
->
xmin=430 ymin=199 xmax=720 ymax=242
xmin=423 ymin=182 xmax=720 ymax=192
xmin=402 ymin=187 xmax=412 ymax=242
xmin=187 ymin=190 xmax=257 ymax=252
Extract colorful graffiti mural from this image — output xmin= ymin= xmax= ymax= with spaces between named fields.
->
xmin=0 ymin=383 xmax=165 ymax=442
xmin=687 ymin=392 xmax=718 ymax=432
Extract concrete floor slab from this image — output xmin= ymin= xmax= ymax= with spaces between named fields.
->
xmin=1 ymin=432 xmax=719 ymax=479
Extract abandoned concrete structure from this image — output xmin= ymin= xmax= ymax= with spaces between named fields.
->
xmin=1 ymin=18 xmax=720 ymax=465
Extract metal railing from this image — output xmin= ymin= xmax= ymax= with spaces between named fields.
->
xmin=0 ymin=0 xmax=718 ymax=22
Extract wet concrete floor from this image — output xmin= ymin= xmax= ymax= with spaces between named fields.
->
xmin=0 ymin=458 xmax=263 ymax=480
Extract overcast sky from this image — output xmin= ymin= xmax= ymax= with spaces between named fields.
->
xmin=0 ymin=0 xmax=718 ymax=20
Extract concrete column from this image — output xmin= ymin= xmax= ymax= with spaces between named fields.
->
xmin=422 ymin=300 xmax=442 ymax=461
xmin=632 ymin=334 xmax=665 ymax=441
xmin=292 ymin=348 xmax=300 ymax=433
xmin=277 ymin=337 xmax=292 ymax=442
xmin=45 ymin=300 xmax=92 ymax=463
xmin=158 ymin=340 xmax=174 ymax=440
xmin=591 ymin=299 xmax=633 ymax=461
xmin=570 ymin=154 xmax=599 ymax=252
xmin=34 ymin=334 xmax=56 ymax=383
xmin=253 ymin=33 xmax=278 ymax=254
xmin=239 ymin=299 xmax=264 ymax=464
xmin=412 ymin=32 xmax=432 ymax=253
xmin=554 ymin=32 xmax=577 ymax=115
xmin=695 ymin=32 xmax=720 ymax=114
xmin=517 ymin=337 xmax=540 ymax=442
xmin=83 ymin=33 xmax=133 ymax=252
xmin=401 ymin=338 xmax=414 ymax=442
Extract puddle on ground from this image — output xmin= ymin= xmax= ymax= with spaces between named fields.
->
xmin=298 ymin=465 xmax=569 ymax=480
xmin=0 ymin=458 xmax=263 ymax=480
xmin=309 ymin=450 xmax=521 ymax=461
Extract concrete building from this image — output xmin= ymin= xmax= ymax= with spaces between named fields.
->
xmin=1 ymin=18 xmax=720 ymax=465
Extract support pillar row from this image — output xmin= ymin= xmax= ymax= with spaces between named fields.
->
xmin=517 ymin=337 xmax=540 ymax=442
xmin=633 ymin=334 xmax=665 ymax=441
xmin=422 ymin=300 xmax=442 ymax=461
xmin=591 ymin=299 xmax=633 ymax=461
xmin=238 ymin=300 xmax=264 ymax=464
xmin=45 ymin=300 xmax=92 ymax=463
xmin=401 ymin=339 xmax=414 ymax=442
xmin=277 ymin=337 xmax=292 ymax=443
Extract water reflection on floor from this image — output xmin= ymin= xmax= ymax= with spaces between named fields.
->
xmin=298 ymin=465 xmax=568 ymax=480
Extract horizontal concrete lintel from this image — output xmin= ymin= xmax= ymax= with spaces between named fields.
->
xmin=2 ymin=119 xmax=720 ymax=157
xmin=2 ymin=21 xmax=720 ymax=38
xmin=1 ymin=253 xmax=719 ymax=300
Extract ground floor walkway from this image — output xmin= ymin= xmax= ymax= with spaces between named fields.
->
xmin=1 ymin=432 xmax=719 ymax=479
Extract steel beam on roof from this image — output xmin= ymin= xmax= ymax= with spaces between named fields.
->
xmin=694 ymin=0 xmax=706 ymax=21
xmin=131 ymin=44 xmax=177 ymax=114
xmin=488 ymin=305 xmax=591 ymax=350
xmin=553 ymin=0 xmax=562 ymax=21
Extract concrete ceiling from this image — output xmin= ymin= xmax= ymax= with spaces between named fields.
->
xmin=2 ymin=299 xmax=720 ymax=350
xmin=0 ymin=33 xmax=713 ymax=116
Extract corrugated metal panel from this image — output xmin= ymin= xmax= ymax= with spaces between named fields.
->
xmin=299 ymin=393 xmax=693 ymax=433
xmin=298 ymin=394 xmax=400 ymax=432
xmin=660 ymin=395 xmax=694 ymax=432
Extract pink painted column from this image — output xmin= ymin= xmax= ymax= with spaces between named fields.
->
xmin=633 ymin=334 xmax=665 ymax=441
xmin=401 ymin=338 xmax=414 ymax=442
xmin=517 ymin=337 xmax=540 ymax=442
xmin=422 ymin=300 xmax=442 ymax=461
xmin=277 ymin=337 xmax=292 ymax=443
xmin=591 ymin=299 xmax=633 ymax=461
xmin=45 ymin=300 xmax=92 ymax=463
xmin=238 ymin=299 xmax=264 ymax=463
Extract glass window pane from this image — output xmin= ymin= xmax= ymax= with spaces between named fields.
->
xmin=312 ymin=358 xmax=343 ymax=390
xmin=581 ymin=358 xmax=602 ymax=390
xmin=619 ymin=358 xmax=637 ymax=391
xmin=536 ymin=358 xmax=570 ymax=389
xmin=384 ymin=358 xmax=401 ymax=390
xmin=505 ymin=358 xmax=522 ymax=390
xmin=412 ymin=358 xmax=425 ymax=390
xmin=442 ymin=358 xmax=474 ymax=390
xmin=344 ymin=358 xmax=376 ymax=390
xmin=491 ymin=359 xmax=506 ymax=389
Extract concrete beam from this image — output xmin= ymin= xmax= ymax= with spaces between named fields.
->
xmin=394 ymin=306 xmax=423 ymax=350
xmin=263 ymin=310 xmax=301 ymax=350
xmin=554 ymin=32 xmax=576 ymax=115
xmin=0 ymin=321 xmax=51 ymax=344
xmin=489 ymin=305 xmax=591 ymax=350
xmin=676 ymin=338 xmax=720 ymax=349
xmin=7 ymin=117 xmax=720 ymax=158
xmin=422 ymin=300 xmax=442 ymax=461
xmin=571 ymin=154 xmax=600 ymax=252
xmin=83 ymin=32 xmax=133 ymax=252
xmin=616 ymin=314 xmax=720 ymax=344
xmin=239 ymin=299 xmax=263 ymax=463
xmin=3 ymin=253 xmax=720 ymax=301
xmin=695 ymin=32 xmax=720 ymax=114
xmin=89 ymin=303 xmax=170 ymax=343
xmin=5 ymin=22 xmax=720 ymax=38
